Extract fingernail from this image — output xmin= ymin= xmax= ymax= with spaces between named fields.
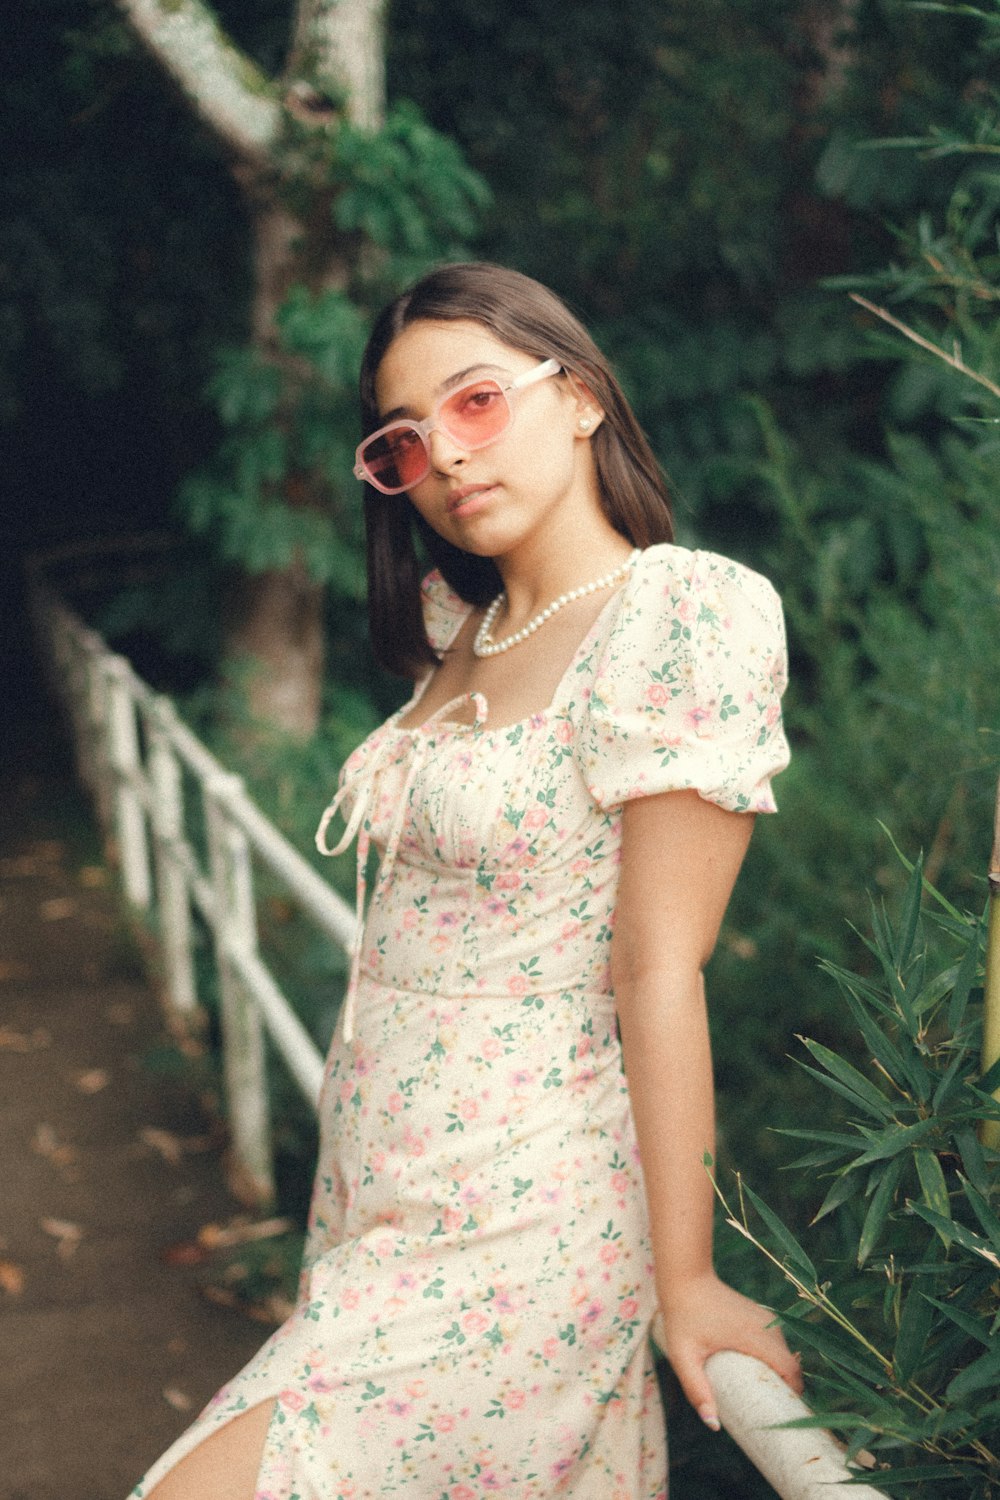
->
xmin=698 ymin=1406 xmax=721 ymax=1432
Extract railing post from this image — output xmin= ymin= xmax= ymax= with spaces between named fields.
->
xmin=104 ymin=657 xmax=152 ymax=910
xmin=84 ymin=642 xmax=115 ymax=838
xmin=205 ymin=774 xmax=274 ymax=1205
xmin=148 ymin=702 xmax=198 ymax=1019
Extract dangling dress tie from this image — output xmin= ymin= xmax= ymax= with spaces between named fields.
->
xmin=315 ymin=692 xmax=489 ymax=1043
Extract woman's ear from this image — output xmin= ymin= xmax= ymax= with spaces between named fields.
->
xmin=567 ymin=375 xmax=605 ymax=438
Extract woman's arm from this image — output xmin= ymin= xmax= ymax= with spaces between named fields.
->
xmin=611 ymin=788 xmax=802 ymax=1428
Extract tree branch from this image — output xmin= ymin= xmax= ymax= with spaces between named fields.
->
xmin=117 ymin=0 xmax=282 ymax=166
xmin=850 ymin=294 xmax=1000 ymax=403
xmin=288 ymin=0 xmax=386 ymax=129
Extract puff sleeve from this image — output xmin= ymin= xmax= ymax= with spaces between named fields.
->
xmin=420 ymin=570 xmax=473 ymax=654
xmin=578 ymin=545 xmax=790 ymax=814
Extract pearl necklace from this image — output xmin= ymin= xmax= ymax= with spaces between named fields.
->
xmin=473 ymin=549 xmax=641 ymax=658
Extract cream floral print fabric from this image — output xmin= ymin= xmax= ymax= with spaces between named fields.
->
xmin=131 ymin=544 xmax=789 ymax=1500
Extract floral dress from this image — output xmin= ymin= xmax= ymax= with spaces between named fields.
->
xmin=131 ymin=543 xmax=789 ymax=1500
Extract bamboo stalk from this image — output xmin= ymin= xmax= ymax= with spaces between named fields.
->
xmin=981 ymin=771 xmax=1000 ymax=1150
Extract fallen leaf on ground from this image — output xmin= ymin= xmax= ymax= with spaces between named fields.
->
xmin=161 ymin=1240 xmax=211 ymax=1267
xmin=74 ymin=1068 xmax=110 ymax=1094
xmin=33 ymin=1123 xmax=77 ymax=1169
xmin=139 ymin=1127 xmax=186 ymax=1165
xmin=0 ymin=1026 xmax=51 ymax=1052
xmin=162 ymin=1386 xmax=194 ymax=1412
xmin=39 ymin=897 xmax=77 ymax=921
xmin=0 ymin=1260 xmax=26 ymax=1295
xmin=40 ymin=1217 xmax=83 ymax=1259
xmin=197 ymin=1217 xmax=295 ymax=1251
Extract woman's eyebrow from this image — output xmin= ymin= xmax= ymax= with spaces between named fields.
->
xmin=379 ymin=363 xmax=507 ymax=423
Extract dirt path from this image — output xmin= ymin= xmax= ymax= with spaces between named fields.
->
xmin=0 ymin=750 xmax=272 ymax=1500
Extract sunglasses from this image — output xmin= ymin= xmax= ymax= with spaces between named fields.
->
xmin=355 ymin=358 xmax=562 ymax=495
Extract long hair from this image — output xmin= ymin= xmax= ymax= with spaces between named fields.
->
xmin=359 ymin=262 xmax=673 ymax=678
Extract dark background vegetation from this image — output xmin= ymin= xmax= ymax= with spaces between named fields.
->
xmin=4 ymin=1 xmax=1000 ymax=1493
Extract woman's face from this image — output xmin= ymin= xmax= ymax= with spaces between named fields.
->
xmin=373 ymin=319 xmax=604 ymax=565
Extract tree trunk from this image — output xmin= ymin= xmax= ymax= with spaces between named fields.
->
xmin=117 ymin=0 xmax=386 ymax=739
xmin=225 ymin=556 xmax=325 ymax=739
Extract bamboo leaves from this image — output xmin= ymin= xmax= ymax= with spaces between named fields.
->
xmin=721 ymin=857 xmax=1000 ymax=1494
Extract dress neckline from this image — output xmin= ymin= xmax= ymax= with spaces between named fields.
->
xmin=393 ymin=572 xmax=633 ymax=739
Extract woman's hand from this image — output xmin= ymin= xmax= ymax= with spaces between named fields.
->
xmin=654 ymin=1272 xmax=803 ymax=1429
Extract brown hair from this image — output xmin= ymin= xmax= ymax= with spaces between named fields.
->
xmin=359 ymin=262 xmax=673 ymax=678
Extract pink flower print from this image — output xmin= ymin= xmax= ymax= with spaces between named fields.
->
xmin=524 ymin=806 xmax=548 ymax=829
xmin=436 ymin=910 xmax=459 ymax=928
xmin=610 ymin=1170 xmax=629 ymax=1195
xmin=484 ymin=897 xmax=507 ymax=916
xmin=395 ymin=1272 xmax=417 ymax=1291
xmin=581 ymin=1299 xmax=605 ymax=1325
xmin=459 ymin=1099 xmax=480 ymax=1122
xmin=646 ymin=682 xmax=670 ymax=708
xmin=529 ymin=713 xmax=546 ymax=729
xmin=443 ymin=1205 xmax=464 ymax=1232
xmin=677 ymin=597 xmax=696 ymax=622
xmin=542 ymin=1336 xmax=559 ymax=1360
xmin=430 ymin=933 xmax=451 ymax=953
xmin=280 ymin=1388 xmax=307 ymax=1412
xmin=570 ymin=857 xmax=590 ymax=875
xmin=461 ymin=1309 xmax=490 ymax=1335
xmin=570 ymin=1282 xmax=591 ymax=1307
xmin=551 ymin=1457 xmax=575 ymax=1480
xmin=480 ymin=1037 xmax=502 ymax=1060
xmin=494 ymin=871 xmax=522 ymax=891
xmin=434 ymin=1413 xmax=457 ymax=1434
xmin=371 ymin=1152 xmax=386 ymax=1173
xmin=599 ymin=1242 xmax=619 ymax=1265
xmin=406 ymin=1378 xmax=428 ymax=1399
xmin=554 ymin=719 xmax=573 ymax=745
xmin=340 ymin=1286 xmax=361 ymax=1310
xmin=620 ymin=1297 xmax=639 ymax=1319
xmin=502 ymin=836 xmax=529 ymax=859
xmin=387 ymin=1092 xmax=405 ymax=1114
xmin=387 ymin=1399 xmax=412 ymax=1417
xmin=684 ymin=704 xmax=712 ymax=731
xmin=506 ymin=974 xmax=529 ymax=995
xmin=541 ymin=1184 xmax=562 ymax=1205
xmin=508 ymin=1068 xmax=534 ymax=1087
xmin=451 ymin=1487 xmax=476 ymax=1500
xmin=403 ymin=1126 xmax=425 ymax=1158
xmin=460 ymin=1184 xmax=483 ymax=1206
xmin=402 ymin=908 xmax=419 ymax=930
xmin=505 ymin=1389 xmax=527 ymax=1410
xmin=766 ymin=700 xmax=780 ymax=725
xmin=561 ymin=921 xmax=582 ymax=941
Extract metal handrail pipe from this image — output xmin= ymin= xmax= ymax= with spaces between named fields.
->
xmin=706 ymin=1351 xmax=889 ymax=1499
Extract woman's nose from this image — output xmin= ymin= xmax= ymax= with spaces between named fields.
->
xmin=426 ymin=424 xmax=468 ymax=472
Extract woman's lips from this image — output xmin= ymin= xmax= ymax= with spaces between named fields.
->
xmin=446 ymin=484 xmax=496 ymax=515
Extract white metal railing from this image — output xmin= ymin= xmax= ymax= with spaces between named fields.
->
xmin=29 ymin=566 xmax=890 ymax=1500
xmin=31 ymin=575 xmax=355 ymax=1203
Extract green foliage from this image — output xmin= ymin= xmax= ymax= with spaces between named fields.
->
xmin=718 ymin=858 xmax=1000 ymax=1496
xmin=178 ymin=99 xmax=489 ymax=586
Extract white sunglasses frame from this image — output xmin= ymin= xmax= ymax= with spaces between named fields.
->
xmin=354 ymin=357 xmax=563 ymax=494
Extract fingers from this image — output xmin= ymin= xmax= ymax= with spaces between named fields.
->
xmin=670 ymin=1349 xmax=720 ymax=1431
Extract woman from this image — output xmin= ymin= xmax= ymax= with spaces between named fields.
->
xmin=133 ymin=262 xmax=800 ymax=1500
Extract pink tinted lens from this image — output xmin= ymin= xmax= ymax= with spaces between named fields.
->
xmin=361 ymin=427 xmax=429 ymax=492
xmin=439 ymin=380 xmax=511 ymax=445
